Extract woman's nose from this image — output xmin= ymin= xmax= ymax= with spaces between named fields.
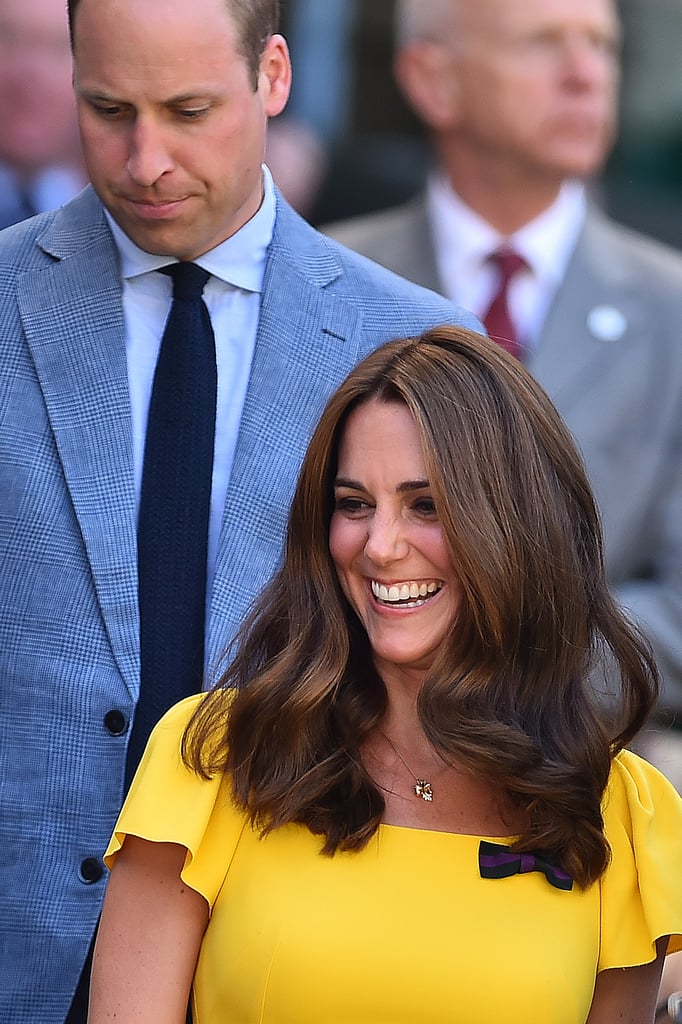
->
xmin=363 ymin=512 xmax=409 ymax=565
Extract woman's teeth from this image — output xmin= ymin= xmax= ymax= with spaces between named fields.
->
xmin=371 ymin=580 xmax=441 ymax=604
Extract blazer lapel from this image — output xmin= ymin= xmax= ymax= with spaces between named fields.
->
xmin=19 ymin=195 xmax=140 ymax=699
xmin=206 ymin=207 xmax=364 ymax=669
xmin=386 ymin=196 xmax=443 ymax=293
xmin=528 ymin=209 xmax=648 ymax=411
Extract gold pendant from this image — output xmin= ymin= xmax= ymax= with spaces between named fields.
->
xmin=414 ymin=780 xmax=433 ymax=802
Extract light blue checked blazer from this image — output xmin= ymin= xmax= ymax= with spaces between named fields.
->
xmin=0 ymin=185 xmax=481 ymax=1021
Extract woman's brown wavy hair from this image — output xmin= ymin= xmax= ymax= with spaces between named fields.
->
xmin=183 ymin=326 xmax=657 ymax=887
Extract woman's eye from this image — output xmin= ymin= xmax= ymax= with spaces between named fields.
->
xmin=334 ymin=496 xmax=370 ymax=515
xmin=413 ymin=498 xmax=437 ymax=517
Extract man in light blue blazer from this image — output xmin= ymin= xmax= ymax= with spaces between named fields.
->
xmin=326 ymin=0 xmax=682 ymax=780
xmin=0 ymin=1 xmax=480 ymax=1020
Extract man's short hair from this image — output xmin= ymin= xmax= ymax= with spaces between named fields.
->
xmin=226 ymin=0 xmax=281 ymax=85
xmin=394 ymin=0 xmax=458 ymax=49
xmin=67 ymin=0 xmax=281 ymax=89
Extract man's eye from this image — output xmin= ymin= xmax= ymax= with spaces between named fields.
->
xmin=92 ymin=103 xmax=123 ymax=119
xmin=177 ymin=107 xmax=209 ymax=120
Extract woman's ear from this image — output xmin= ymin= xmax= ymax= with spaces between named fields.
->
xmin=394 ymin=41 xmax=462 ymax=131
xmin=259 ymin=34 xmax=292 ymax=117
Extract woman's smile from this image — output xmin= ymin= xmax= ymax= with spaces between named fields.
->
xmin=370 ymin=578 xmax=443 ymax=607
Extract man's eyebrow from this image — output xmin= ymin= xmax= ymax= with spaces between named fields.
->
xmin=75 ymin=87 xmax=213 ymax=103
xmin=165 ymin=92 xmax=213 ymax=104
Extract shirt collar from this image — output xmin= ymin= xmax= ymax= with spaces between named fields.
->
xmin=427 ymin=172 xmax=586 ymax=287
xmin=106 ymin=164 xmax=276 ymax=292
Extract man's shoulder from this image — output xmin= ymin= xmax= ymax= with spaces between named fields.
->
xmin=321 ymin=197 xmax=426 ymax=263
xmin=580 ymin=208 xmax=682 ymax=292
xmin=272 ymin=190 xmax=422 ymax=265
xmin=0 ymin=186 xmax=107 ymax=270
xmin=0 ymin=210 xmax=52 ymax=259
xmin=270 ymin=195 xmax=477 ymax=331
xmin=312 ymin=225 xmax=479 ymax=332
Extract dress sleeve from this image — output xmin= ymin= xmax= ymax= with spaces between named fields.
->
xmin=104 ymin=693 xmax=246 ymax=910
xmin=599 ymin=749 xmax=682 ymax=970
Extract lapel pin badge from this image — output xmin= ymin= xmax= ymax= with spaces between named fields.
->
xmin=587 ymin=305 xmax=628 ymax=343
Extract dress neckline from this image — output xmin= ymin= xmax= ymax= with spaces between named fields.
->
xmin=379 ymin=821 xmax=514 ymax=841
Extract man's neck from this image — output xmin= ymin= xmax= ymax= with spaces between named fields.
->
xmin=437 ymin=143 xmax=566 ymax=235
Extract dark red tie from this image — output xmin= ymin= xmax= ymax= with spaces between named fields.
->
xmin=482 ymin=248 xmax=527 ymax=359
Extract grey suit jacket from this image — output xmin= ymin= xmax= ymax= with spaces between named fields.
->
xmin=327 ymin=197 xmax=682 ymax=716
xmin=0 ymin=185 xmax=480 ymax=1021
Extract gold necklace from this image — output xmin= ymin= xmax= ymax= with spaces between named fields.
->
xmin=378 ymin=729 xmax=435 ymax=802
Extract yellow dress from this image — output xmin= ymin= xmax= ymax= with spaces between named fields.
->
xmin=106 ymin=695 xmax=682 ymax=1024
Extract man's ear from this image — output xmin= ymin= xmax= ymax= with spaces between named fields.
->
xmin=259 ymin=34 xmax=292 ymax=117
xmin=394 ymin=41 xmax=461 ymax=131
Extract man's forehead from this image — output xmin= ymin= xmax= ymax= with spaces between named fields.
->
xmin=449 ymin=0 xmax=619 ymax=35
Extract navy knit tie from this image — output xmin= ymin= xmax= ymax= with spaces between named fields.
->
xmin=128 ymin=262 xmax=217 ymax=786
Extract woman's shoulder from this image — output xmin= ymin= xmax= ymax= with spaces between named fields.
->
xmin=605 ymin=748 xmax=682 ymax=818
xmin=602 ymin=747 xmax=682 ymax=847
xmin=146 ymin=688 xmax=234 ymax=752
xmin=598 ymin=747 xmax=682 ymax=967
xmin=151 ymin=691 xmax=211 ymax=735
xmin=106 ymin=689 xmax=244 ymax=908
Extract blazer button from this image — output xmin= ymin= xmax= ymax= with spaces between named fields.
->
xmin=103 ymin=709 xmax=128 ymax=735
xmin=79 ymin=857 xmax=104 ymax=884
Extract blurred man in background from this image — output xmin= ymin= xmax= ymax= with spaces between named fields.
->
xmin=0 ymin=0 xmax=85 ymax=227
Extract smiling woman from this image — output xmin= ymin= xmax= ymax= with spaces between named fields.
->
xmin=329 ymin=399 xmax=462 ymax=689
xmin=90 ymin=326 xmax=682 ymax=1023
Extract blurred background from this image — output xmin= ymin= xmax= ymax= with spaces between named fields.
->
xmin=0 ymin=0 xmax=678 ymax=245
xmin=270 ymin=0 xmax=682 ymax=247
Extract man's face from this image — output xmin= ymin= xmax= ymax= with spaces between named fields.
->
xmin=447 ymin=0 xmax=620 ymax=182
xmin=0 ymin=0 xmax=79 ymax=173
xmin=73 ymin=0 xmax=290 ymax=260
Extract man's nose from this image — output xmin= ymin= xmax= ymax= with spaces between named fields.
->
xmin=126 ymin=119 xmax=174 ymax=186
xmin=561 ymin=33 xmax=617 ymax=89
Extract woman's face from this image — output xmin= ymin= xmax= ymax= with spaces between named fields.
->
xmin=329 ymin=399 xmax=462 ymax=690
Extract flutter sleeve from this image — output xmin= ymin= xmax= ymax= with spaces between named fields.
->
xmin=104 ymin=693 xmax=245 ymax=910
xmin=598 ymin=748 xmax=682 ymax=971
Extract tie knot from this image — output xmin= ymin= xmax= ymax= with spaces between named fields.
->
xmin=161 ymin=261 xmax=210 ymax=301
xmin=488 ymin=248 xmax=527 ymax=285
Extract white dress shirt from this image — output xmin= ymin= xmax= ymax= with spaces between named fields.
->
xmin=427 ymin=173 xmax=586 ymax=351
xmin=106 ymin=165 xmax=276 ymax=601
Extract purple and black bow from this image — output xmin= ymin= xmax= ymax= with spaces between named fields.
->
xmin=478 ymin=840 xmax=573 ymax=891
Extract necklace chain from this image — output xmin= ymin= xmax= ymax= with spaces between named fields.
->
xmin=378 ymin=728 xmax=434 ymax=802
